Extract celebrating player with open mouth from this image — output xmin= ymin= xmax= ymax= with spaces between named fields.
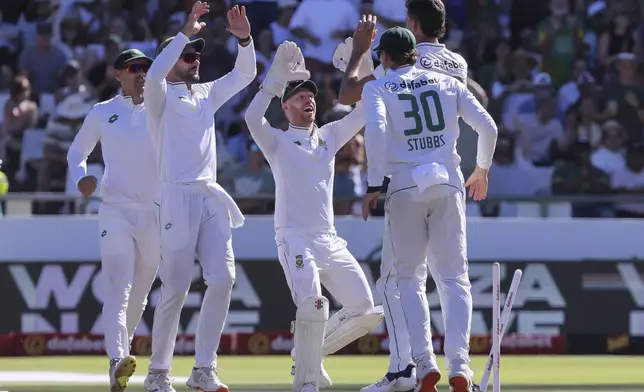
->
xmin=67 ymin=48 xmax=159 ymax=392
xmin=142 ymin=2 xmax=256 ymax=392
xmin=243 ymin=34 xmax=384 ymax=392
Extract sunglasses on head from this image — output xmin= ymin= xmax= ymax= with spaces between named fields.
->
xmin=180 ymin=53 xmax=201 ymax=64
xmin=123 ymin=63 xmax=150 ymax=74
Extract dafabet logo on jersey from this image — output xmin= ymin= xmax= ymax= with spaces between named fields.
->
xmin=419 ymin=56 xmax=465 ymax=71
xmin=384 ymin=78 xmax=438 ymax=92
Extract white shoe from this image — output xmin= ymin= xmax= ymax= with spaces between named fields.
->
xmin=143 ymin=371 xmax=176 ymax=392
xmin=299 ymin=383 xmax=318 ymax=392
xmin=361 ymin=365 xmax=416 ymax=392
xmin=186 ymin=366 xmax=229 ymax=392
xmin=109 ymin=356 xmax=137 ymax=392
xmin=290 ymin=362 xmax=332 ymax=389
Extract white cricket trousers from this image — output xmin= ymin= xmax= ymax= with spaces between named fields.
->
xmin=384 ymin=182 xmax=472 ymax=368
xmin=150 ymin=184 xmax=235 ymax=370
xmin=98 ymin=202 xmax=160 ymax=360
xmin=276 ymin=231 xmax=374 ymax=316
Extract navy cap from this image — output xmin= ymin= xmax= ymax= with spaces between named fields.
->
xmin=281 ymin=80 xmax=318 ymax=104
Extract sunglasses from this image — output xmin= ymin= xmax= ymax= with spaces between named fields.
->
xmin=180 ymin=53 xmax=201 ymax=64
xmin=123 ymin=63 xmax=150 ymax=74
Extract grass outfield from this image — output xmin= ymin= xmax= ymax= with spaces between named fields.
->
xmin=0 ymin=355 xmax=642 ymax=391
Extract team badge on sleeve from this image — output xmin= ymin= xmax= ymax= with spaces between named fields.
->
xmin=295 ymin=255 xmax=304 ymax=268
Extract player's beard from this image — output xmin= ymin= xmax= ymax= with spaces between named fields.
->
xmin=181 ymin=67 xmax=200 ymax=83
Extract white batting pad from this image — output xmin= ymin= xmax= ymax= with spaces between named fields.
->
xmin=322 ymin=305 xmax=384 ymax=356
xmin=293 ymin=296 xmax=329 ymax=390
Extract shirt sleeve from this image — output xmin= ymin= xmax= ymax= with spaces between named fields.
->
xmin=321 ymin=102 xmax=366 ymax=154
xmin=243 ymin=89 xmax=283 ymax=156
xmin=66 ymin=107 xmax=100 ymax=186
xmin=456 ymin=80 xmax=498 ymax=170
xmin=144 ymin=32 xmax=190 ymax=118
xmin=201 ymin=41 xmax=257 ymax=112
xmin=362 ymin=82 xmax=387 ymax=187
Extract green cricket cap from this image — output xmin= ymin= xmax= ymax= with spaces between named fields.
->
xmin=373 ymin=26 xmax=417 ymax=56
xmin=156 ymin=36 xmax=205 ymax=56
xmin=113 ymin=49 xmax=153 ymax=70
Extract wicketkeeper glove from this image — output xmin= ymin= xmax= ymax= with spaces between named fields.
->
xmin=332 ymin=37 xmax=374 ymax=79
xmin=261 ymin=41 xmax=310 ymax=98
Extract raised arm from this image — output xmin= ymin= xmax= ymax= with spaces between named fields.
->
xmin=456 ymin=80 xmax=498 ymax=171
xmin=201 ymin=5 xmax=257 ymax=112
xmin=144 ymin=33 xmax=188 ymax=117
xmin=66 ymin=107 xmax=100 ymax=191
xmin=321 ymin=102 xmax=365 ymax=153
xmin=336 ymin=15 xmax=379 ymax=105
xmin=362 ymin=82 xmax=387 ymax=189
xmin=243 ymin=89 xmax=281 ymax=156
xmin=145 ymin=2 xmax=210 ymax=117
xmin=203 ymin=41 xmax=256 ymax=111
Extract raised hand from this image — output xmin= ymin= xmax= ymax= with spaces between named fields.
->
xmin=226 ymin=5 xmax=251 ymax=39
xmin=182 ymin=1 xmax=210 ymax=37
xmin=353 ymin=14 xmax=377 ymax=56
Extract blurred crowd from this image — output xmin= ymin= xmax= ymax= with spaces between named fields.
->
xmin=1 ymin=0 xmax=644 ymax=218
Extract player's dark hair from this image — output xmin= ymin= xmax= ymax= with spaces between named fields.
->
xmin=389 ymin=49 xmax=420 ymax=67
xmin=405 ymin=0 xmax=447 ymax=40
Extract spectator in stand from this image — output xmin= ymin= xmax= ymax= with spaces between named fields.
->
xmin=86 ymin=35 xmax=122 ymax=101
xmin=515 ymin=94 xmax=572 ymax=166
xmin=37 ymin=93 xmax=96 ymax=198
xmin=603 ymin=52 xmax=644 ymax=143
xmin=497 ymin=51 xmax=539 ymax=130
xmin=597 ymin=5 xmax=640 ymax=68
xmin=332 ymin=103 xmax=365 ymax=216
xmin=289 ymin=0 xmax=358 ymax=77
xmin=552 ymin=141 xmax=611 ymax=217
xmin=270 ymin=0 xmax=301 ymax=48
xmin=537 ymin=0 xmax=585 ymax=87
xmin=477 ymin=38 xmax=512 ymax=94
xmin=557 ymin=59 xmax=595 ymax=113
xmin=55 ymin=60 xmax=92 ymax=104
xmin=611 ymin=143 xmax=644 ymax=218
xmin=485 ymin=132 xmax=542 ymax=217
xmin=18 ymin=22 xmax=68 ymax=95
xmin=365 ymin=0 xmax=407 ymax=54
xmin=236 ymin=0 xmax=279 ymax=39
xmin=590 ymin=120 xmax=627 ymax=175
xmin=567 ymin=95 xmax=602 ymax=150
xmin=220 ymin=139 xmax=275 ymax=215
xmin=1 ymin=76 xmax=39 ymax=186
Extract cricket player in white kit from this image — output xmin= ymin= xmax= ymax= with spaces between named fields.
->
xmin=66 ymin=49 xmax=159 ymax=392
xmin=142 ymin=3 xmax=256 ymax=392
xmin=244 ymin=40 xmax=384 ymax=392
xmin=333 ymin=2 xmax=481 ymax=390
xmin=361 ymin=26 xmax=497 ymax=392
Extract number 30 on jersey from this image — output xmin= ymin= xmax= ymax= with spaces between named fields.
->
xmin=399 ymin=90 xmax=446 ymax=152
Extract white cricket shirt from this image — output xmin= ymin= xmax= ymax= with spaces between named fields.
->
xmin=244 ymin=90 xmax=365 ymax=234
xmin=144 ymin=32 xmax=257 ymax=185
xmin=373 ymin=42 xmax=468 ymax=82
xmin=67 ymin=95 xmax=159 ymax=204
xmin=362 ymin=66 xmax=497 ymax=189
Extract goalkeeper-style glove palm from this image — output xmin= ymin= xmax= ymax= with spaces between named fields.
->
xmin=261 ymin=41 xmax=311 ymax=97
xmin=332 ymin=37 xmax=374 ymax=79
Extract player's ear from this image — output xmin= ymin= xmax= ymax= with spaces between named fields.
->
xmin=114 ymin=70 xmax=122 ymax=83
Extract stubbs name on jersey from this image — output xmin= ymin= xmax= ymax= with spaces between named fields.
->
xmin=386 ymin=78 xmax=447 ymax=152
